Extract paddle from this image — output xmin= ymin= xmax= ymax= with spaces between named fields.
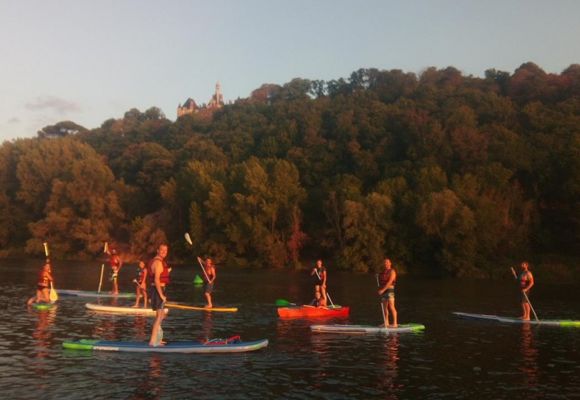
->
xmin=275 ymin=298 xmax=296 ymax=306
xmin=376 ymin=274 xmax=387 ymax=327
xmin=314 ymin=268 xmax=335 ymax=307
xmin=49 ymin=282 xmax=58 ymax=303
xmin=511 ymin=267 xmax=539 ymax=321
xmin=97 ymin=242 xmax=108 ymax=293
xmin=43 ymin=242 xmax=59 ymax=303
xmin=184 ymin=233 xmax=210 ymax=282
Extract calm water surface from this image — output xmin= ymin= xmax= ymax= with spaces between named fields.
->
xmin=0 ymin=259 xmax=579 ymax=399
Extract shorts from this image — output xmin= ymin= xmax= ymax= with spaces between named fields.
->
xmin=204 ymin=282 xmax=214 ymax=294
xmin=521 ymin=290 xmax=531 ymax=302
xmin=150 ymin=286 xmax=166 ymax=311
xmin=381 ymin=288 xmax=395 ymax=301
xmin=37 ymin=285 xmax=49 ymax=291
xmin=109 ymin=272 xmax=118 ymax=282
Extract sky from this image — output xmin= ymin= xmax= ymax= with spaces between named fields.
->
xmin=1 ymin=0 xmax=579 ymax=142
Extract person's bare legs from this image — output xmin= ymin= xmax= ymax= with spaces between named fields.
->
xmin=522 ymin=301 xmax=530 ymax=320
xmin=149 ymin=309 xmax=166 ymax=346
xmin=388 ymin=298 xmax=398 ymax=327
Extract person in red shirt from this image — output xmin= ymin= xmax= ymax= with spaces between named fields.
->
xmin=27 ymin=259 xmax=54 ymax=305
xmin=106 ymin=248 xmax=123 ymax=295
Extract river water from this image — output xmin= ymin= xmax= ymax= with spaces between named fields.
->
xmin=0 ymin=258 xmax=578 ymax=399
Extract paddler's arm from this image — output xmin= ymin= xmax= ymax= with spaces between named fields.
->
xmin=141 ymin=269 xmax=148 ymax=289
xmin=523 ymin=272 xmax=534 ymax=292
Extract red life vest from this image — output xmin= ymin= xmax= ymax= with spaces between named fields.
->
xmin=148 ymin=256 xmax=170 ymax=285
xmin=109 ymin=255 xmax=121 ymax=269
xmin=38 ymin=269 xmax=50 ymax=287
xmin=378 ymin=268 xmax=396 ymax=287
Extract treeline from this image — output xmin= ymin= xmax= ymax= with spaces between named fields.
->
xmin=1 ymin=62 xmax=579 ymax=277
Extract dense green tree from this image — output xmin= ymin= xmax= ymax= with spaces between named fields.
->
xmin=0 ymin=63 xmax=578 ymax=277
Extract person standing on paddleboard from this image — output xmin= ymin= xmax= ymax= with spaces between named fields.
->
xmin=27 ymin=259 xmax=54 ymax=305
xmin=105 ymin=248 xmax=123 ymax=295
xmin=149 ymin=243 xmax=170 ymax=346
xmin=311 ymin=259 xmax=327 ymax=307
xmin=378 ymin=258 xmax=398 ymax=328
xmin=201 ymin=258 xmax=216 ymax=308
xmin=518 ymin=261 xmax=534 ymax=321
xmin=133 ymin=260 xmax=148 ymax=308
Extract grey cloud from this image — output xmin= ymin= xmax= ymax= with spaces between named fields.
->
xmin=7 ymin=117 xmax=20 ymax=124
xmin=25 ymin=96 xmax=82 ymax=115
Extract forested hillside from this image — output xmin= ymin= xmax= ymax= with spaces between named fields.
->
xmin=1 ymin=62 xmax=578 ymax=277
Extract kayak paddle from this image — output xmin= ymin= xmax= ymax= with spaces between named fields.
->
xmin=275 ymin=299 xmax=296 ymax=306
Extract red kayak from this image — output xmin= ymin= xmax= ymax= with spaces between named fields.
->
xmin=277 ymin=305 xmax=350 ymax=318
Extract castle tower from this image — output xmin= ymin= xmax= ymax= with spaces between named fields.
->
xmin=208 ymin=82 xmax=224 ymax=109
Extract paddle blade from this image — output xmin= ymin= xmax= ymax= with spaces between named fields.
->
xmin=184 ymin=232 xmax=193 ymax=246
xmin=49 ymin=283 xmax=58 ymax=303
xmin=275 ymin=299 xmax=295 ymax=306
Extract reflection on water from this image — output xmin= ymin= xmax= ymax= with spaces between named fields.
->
xmin=31 ymin=306 xmax=57 ymax=377
xmin=378 ymin=334 xmax=400 ymax=396
xmin=520 ymin=324 xmax=539 ymax=390
xmin=199 ymin=312 xmax=214 ymax=342
xmin=127 ymin=356 xmax=164 ymax=400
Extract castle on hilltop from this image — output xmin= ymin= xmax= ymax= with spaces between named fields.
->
xmin=177 ymin=82 xmax=225 ymax=118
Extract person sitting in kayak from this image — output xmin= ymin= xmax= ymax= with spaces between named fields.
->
xmin=377 ymin=258 xmax=398 ymax=328
xmin=310 ymin=259 xmax=327 ymax=307
xmin=518 ymin=261 xmax=534 ymax=321
xmin=27 ymin=259 xmax=54 ymax=305
xmin=106 ymin=248 xmax=123 ymax=295
xmin=133 ymin=260 xmax=148 ymax=308
xmin=309 ymin=287 xmax=324 ymax=307
xmin=201 ymin=257 xmax=216 ymax=308
xmin=149 ymin=244 xmax=170 ymax=346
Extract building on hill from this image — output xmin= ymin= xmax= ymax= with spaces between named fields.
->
xmin=177 ymin=82 xmax=224 ymax=118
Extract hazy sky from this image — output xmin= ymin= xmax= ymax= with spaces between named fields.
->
xmin=1 ymin=0 xmax=579 ymax=141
